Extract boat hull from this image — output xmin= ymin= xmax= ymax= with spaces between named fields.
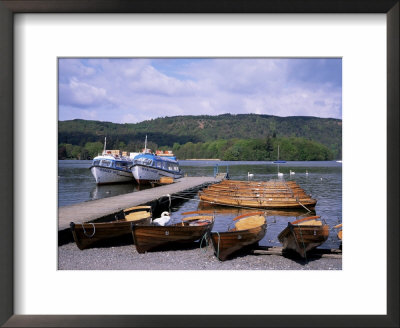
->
xmin=278 ymin=223 xmax=329 ymax=258
xmin=199 ymin=193 xmax=317 ymax=209
xmin=131 ymin=164 xmax=183 ymax=184
xmin=70 ymin=216 xmax=151 ymax=250
xmin=131 ymin=221 xmax=213 ymax=253
xmin=90 ymin=166 xmax=134 ymax=185
xmin=210 ymin=223 xmax=267 ymax=261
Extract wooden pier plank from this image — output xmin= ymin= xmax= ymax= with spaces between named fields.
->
xmin=58 ymin=176 xmax=219 ymax=231
xmin=252 ymin=246 xmax=342 ymax=259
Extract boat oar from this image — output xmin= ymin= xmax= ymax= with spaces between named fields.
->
xmin=181 ymin=210 xmax=214 ymax=215
xmin=333 ymin=223 xmax=342 ymax=229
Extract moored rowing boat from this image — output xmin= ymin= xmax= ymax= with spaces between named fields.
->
xmin=199 ymin=179 xmax=316 ymax=209
xmin=199 ymin=192 xmax=317 ymax=209
xmin=210 ymin=212 xmax=267 ymax=261
xmin=334 ymin=223 xmax=342 ymax=240
xmin=70 ymin=206 xmax=152 ymax=250
xmin=131 ymin=211 xmax=214 ymax=253
xmin=278 ymin=216 xmax=329 ymax=258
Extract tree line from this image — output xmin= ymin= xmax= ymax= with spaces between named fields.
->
xmin=59 ymin=136 xmax=333 ymax=161
xmin=58 ymin=114 xmax=342 ymax=159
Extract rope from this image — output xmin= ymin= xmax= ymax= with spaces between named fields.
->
xmin=162 ymin=194 xmax=172 ymax=212
xmin=297 ymin=225 xmax=308 ymax=261
xmin=290 ymin=224 xmax=307 ymax=261
xmin=212 ymin=231 xmax=221 ymax=260
xmin=297 ymin=200 xmax=312 ymax=213
xmin=81 ymin=223 xmax=95 ymax=238
xmin=199 ymin=232 xmax=209 ymax=252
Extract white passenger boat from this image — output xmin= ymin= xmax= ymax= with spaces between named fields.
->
xmin=131 ymin=136 xmax=183 ymax=184
xmin=90 ymin=138 xmax=134 ymax=185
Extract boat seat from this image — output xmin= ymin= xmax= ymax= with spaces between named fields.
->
xmin=182 ymin=215 xmax=213 ymax=222
xmin=297 ymin=219 xmax=322 ymax=226
xmin=234 ymin=215 xmax=265 ymax=231
xmin=124 ymin=211 xmax=149 ymax=222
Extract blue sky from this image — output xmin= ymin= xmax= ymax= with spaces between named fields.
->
xmin=58 ymin=58 xmax=342 ymax=123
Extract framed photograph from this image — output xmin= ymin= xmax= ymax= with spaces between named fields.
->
xmin=1 ymin=1 xmax=398 ymax=327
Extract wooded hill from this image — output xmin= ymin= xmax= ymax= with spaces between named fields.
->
xmin=58 ymin=114 xmax=342 ymax=161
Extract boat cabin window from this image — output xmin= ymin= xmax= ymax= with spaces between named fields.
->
xmin=115 ymin=161 xmax=129 ymax=169
xmin=135 ymin=157 xmax=153 ymax=166
xmin=93 ymin=160 xmax=100 ymax=166
xmin=156 ymin=161 xmax=162 ymax=168
xmin=100 ymin=160 xmax=112 ymax=167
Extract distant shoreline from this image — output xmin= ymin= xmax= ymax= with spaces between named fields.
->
xmin=185 ymin=159 xmax=221 ymax=161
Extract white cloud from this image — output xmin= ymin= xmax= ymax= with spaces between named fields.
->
xmin=59 ymin=58 xmax=342 ymax=122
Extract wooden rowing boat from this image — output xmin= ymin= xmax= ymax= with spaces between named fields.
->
xmin=199 ymin=179 xmax=316 ymax=209
xmin=278 ymin=216 xmax=329 ymax=258
xmin=70 ymin=206 xmax=152 ymax=250
xmin=201 ymin=188 xmax=308 ymax=198
xmin=210 ymin=212 xmax=267 ymax=261
xmin=334 ymin=223 xmax=342 ymax=240
xmin=131 ymin=211 xmax=214 ymax=253
xmin=208 ymin=183 xmax=303 ymax=192
xmin=199 ymin=192 xmax=317 ymax=209
xmin=216 ymin=180 xmax=300 ymax=189
xmin=198 ymin=201 xmax=314 ymax=217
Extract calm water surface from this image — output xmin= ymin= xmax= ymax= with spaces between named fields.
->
xmin=58 ymin=160 xmax=342 ymax=249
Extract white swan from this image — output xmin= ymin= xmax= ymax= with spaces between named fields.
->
xmin=248 ymin=172 xmax=254 ymax=180
xmin=289 ymin=170 xmax=295 ymax=175
xmin=306 ymin=170 xmax=309 ymax=175
xmin=152 ymin=211 xmax=171 ymax=226
xmin=277 ymin=172 xmax=284 ymax=177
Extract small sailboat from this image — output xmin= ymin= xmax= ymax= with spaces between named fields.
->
xmin=274 ymin=145 xmax=285 ymax=177
xmin=274 ymin=145 xmax=286 ymax=164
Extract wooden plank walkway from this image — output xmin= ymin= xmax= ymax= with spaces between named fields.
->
xmin=251 ymin=246 xmax=342 ymax=259
xmin=58 ymin=176 xmax=220 ymax=231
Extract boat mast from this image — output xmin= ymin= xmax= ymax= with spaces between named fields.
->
xmin=103 ymin=137 xmax=107 ymax=155
xmin=277 ymin=145 xmax=280 ymax=160
xmin=144 ymin=135 xmax=147 ymax=153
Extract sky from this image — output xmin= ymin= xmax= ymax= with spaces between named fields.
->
xmin=58 ymin=58 xmax=342 ymax=123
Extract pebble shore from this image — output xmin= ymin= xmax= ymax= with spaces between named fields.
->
xmin=58 ymin=241 xmax=342 ymax=270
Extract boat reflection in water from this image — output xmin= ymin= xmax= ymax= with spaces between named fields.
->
xmin=90 ymin=183 xmax=152 ymax=201
xmin=198 ymin=201 xmax=314 ymax=218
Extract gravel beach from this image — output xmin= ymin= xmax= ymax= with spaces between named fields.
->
xmin=58 ymin=241 xmax=342 ymax=270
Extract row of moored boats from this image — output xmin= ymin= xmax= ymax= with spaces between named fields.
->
xmin=70 ymin=180 xmax=342 ymax=260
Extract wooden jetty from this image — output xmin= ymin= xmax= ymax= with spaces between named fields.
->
xmin=58 ymin=177 xmax=221 ymax=242
xmin=251 ymin=246 xmax=342 ymax=259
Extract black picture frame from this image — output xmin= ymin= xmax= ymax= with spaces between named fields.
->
xmin=0 ymin=1 xmax=398 ymax=327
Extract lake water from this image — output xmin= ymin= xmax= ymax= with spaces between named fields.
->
xmin=58 ymin=160 xmax=342 ymax=249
